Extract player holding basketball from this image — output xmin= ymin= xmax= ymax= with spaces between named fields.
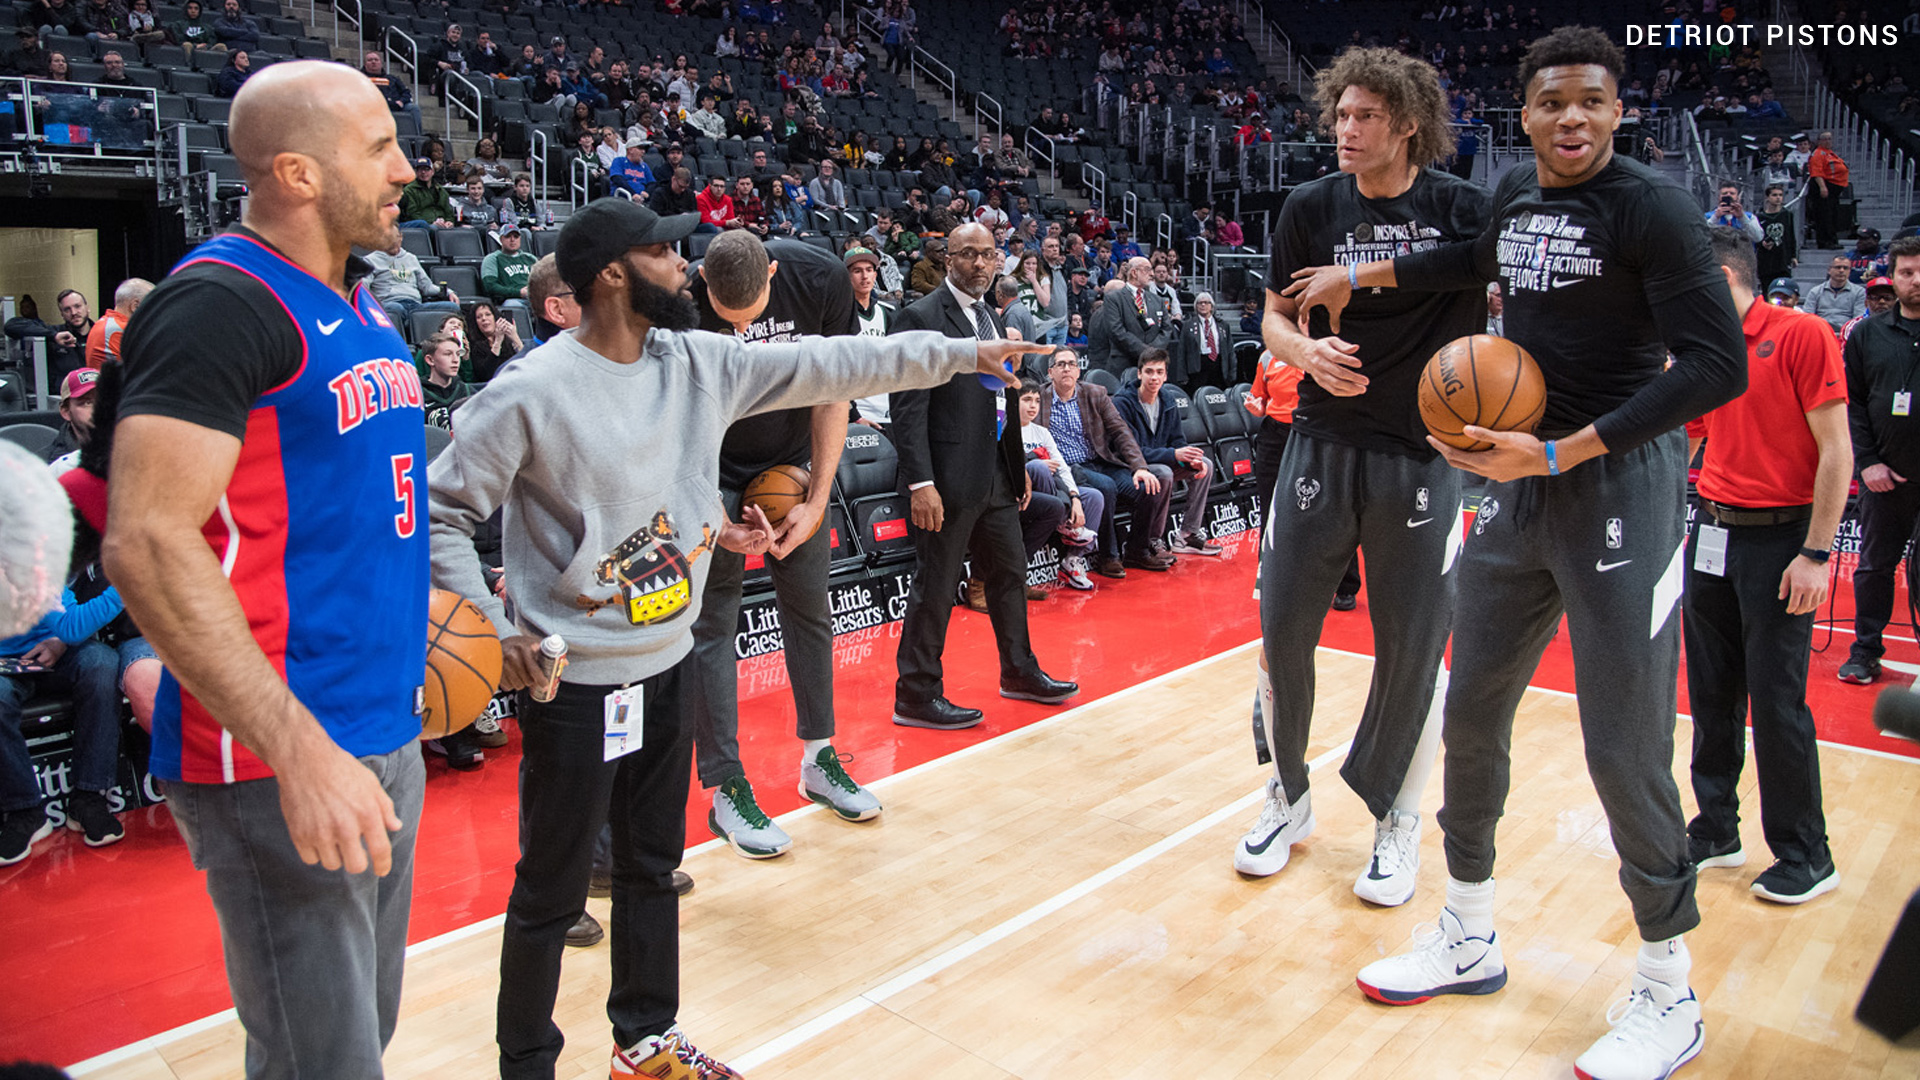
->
xmin=1242 ymin=47 xmax=1490 ymax=907
xmin=106 ymin=62 xmax=428 ymax=1076
xmin=1287 ymin=27 xmax=1745 ymax=1080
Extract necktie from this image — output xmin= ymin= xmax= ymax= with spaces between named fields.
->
xmin=1204 ymin=318 xmax=1215 ymax=358
xmin=973 ymin=301 xmax=1005 ymax=438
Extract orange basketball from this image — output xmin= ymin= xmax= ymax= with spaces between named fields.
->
xmin=744 ymin=464 xmax=811 ymax=526
xmin=422 ymin=588 xmax=502 ymax=740
xmin=1418 ymin=334 xmax=1547 ymax=452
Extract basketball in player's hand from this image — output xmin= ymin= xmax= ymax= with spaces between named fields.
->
xmin=423 ymin=589 xmax=502 ymax=740
xmin=744 ymin=464 xmax=811 ymax=527
xmin=1418 ymin=334 xmax=1547 ymax=452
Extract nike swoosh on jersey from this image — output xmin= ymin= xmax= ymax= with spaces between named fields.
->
xmin=1407 ymin=517 xmax=1433 ymax=528
xmin=1595 ymin=559 xmax=1633 ymax=572
xmin=318 ymin=319 xmax=343 ymax=335
xmin=1551 ymin=276 xmax=1584 ymax=288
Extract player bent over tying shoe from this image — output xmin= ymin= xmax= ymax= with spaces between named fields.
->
xmin=1239 ymin=45 xmax=1488 ymax=908
xmin=1288 ymin=27 xmax=1746 ymax=1080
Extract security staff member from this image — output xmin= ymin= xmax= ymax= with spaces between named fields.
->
xmin=1683 ymin=227 xmax=1848 ymax=905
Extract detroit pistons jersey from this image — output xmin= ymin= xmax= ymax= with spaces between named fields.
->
xmin=145 ymin=233 xmax=429 ymax=784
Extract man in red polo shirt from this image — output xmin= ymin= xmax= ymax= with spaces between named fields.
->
xmin=1807 ymin=130 xmax=1850 ymax=250
xmin=1682 ymin=226 xmax=1850 ymax=905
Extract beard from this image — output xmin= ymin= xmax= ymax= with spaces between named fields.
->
xmin=320 ymin=173 xmax=402 ymax=254
xmin=629 ymin=271 xmax=701 ymax=331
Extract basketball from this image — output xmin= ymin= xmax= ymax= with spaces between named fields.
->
xmin=422 ymin=588 xmax=503 ymax=740
xmin=1417 ymin=334 xmax=1547 ymax=452
xmin=744 ymin=464 xmax=811 ymax=526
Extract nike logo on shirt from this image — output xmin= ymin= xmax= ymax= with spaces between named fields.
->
xmin=318 ymin=318 xmax=343 ymax=335
xmin=1595 ymin=559 xmax=1632 ymax=572
xmin=1407 ymin=517 xmax=1433 ymax=528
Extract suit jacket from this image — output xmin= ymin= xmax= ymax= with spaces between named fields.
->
xmin=1174 ymin=312 xmax=1234 ymax=384
xmin=889 ymin=285 xmax=1025 ymax=504
xmin=1036 ymin=382 xmax=1150 ymax=473
xmin=1086 ymin=284 xmax=1166 ymax=373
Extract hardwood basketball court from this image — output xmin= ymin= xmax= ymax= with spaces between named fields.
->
xmin=73 ymin=642 xmax=1920 ymax=1079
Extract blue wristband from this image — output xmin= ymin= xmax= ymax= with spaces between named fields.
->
xmin=1348 ymin=262 xmax=1359 ymax=289
xmin=1544 ymin=439 xmax=1560 ymax=476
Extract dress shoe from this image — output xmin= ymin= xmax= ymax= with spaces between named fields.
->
xmin=1331 ymin=592 xmax=1358 ymax=612
xmin=672 ymin=869 xmax=694 ymax=896
xmin=566 ymin=911 xmax=604 ymax=947
xmin=965 ymin=578 xmax=989 ymax=613
xmin=1122 ymin=550 xmax=1174 ymax=572
xmin=591 ymin=869 xmax=694 ymax=898
xmin=1094 ymin=556 xmax=1128 ymax=579
xmin=1025 ymin=584 xmax=1047 ymax=600
xmin=1000 ymin=671 xmax=1079 ymax=704
xmin=892 ymin=696 xmax=985 ymax=730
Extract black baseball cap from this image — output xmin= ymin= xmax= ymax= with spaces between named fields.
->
xmin=556 ymin=198 xmax=700 ymax=293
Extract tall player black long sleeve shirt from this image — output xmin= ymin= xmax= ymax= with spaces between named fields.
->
xmin=1391 ymin=155 xmax=1746 ymax=452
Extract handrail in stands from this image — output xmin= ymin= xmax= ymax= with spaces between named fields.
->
xmin=444 ymin=70 xmax=483 ymax=141
xmin=912 ymin=48 xmax=958 ymax=123
xmin=569 ymin=154 xmax=591 ymax=210
xmin=1080 ymin=160 xmax=1106 ymax=212
xmin=332 ymin=0 xmax=363 ymax=63
xmin=530 ymin=127 xmax=550 ymax=200
xmin=1023 ymin=127 xmax=1056 ymax=196
xmin=974 ymin=91 xmax=1002 ymax=146
xmin=385 ymin=25 xmax=419 ymax=112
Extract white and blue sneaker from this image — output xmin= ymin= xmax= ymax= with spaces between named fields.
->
xmin=1352 ymin=809 xmax=1421 ymax=907
xmin=1356 ymin=906 xmax=1507 ymax=1005
xmin=709 ymin=775 xmax=792 ymax=859
xmin=1573 ymin=973 xmax=1705 ymax=1080
xmin=1232 ymin=777 xmax=1315 ymax=876
xmin=800 ymin=746 xmax=882 ymax=822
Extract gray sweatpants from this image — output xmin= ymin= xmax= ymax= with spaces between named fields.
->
xmin=1436 ymin=429 xmax=1700 ymax=942
xmin=686 ymin=485 xmax=835 ymax=789
xmin=1258 ymin=432 xmax=1461 ymax=820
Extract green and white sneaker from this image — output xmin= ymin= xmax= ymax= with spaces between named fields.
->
xmin=800 ymin=746 xmax=883 ymax=821
xmin=708 ymin=775 xmax=792 ymax=859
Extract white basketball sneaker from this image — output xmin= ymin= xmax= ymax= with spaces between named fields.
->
xmin=1355 ymin=906 xmax=1507 ymax=1005
xmin=1232 ymin=777 xmax=1315 ymax=876
xmin=1353 ymin=809 xmax=1421 ymax=907
xmin=1572 ymin=974 xmax=1704 ymax=1080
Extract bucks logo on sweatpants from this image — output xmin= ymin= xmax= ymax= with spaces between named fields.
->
xmin=579 ymin=510 xmax=718 ymax=626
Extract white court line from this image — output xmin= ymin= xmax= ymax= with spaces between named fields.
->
xmin=64 ymin=640 xmax=1263 ymax=1074
xmin=727 ymin=739 xmax=1356 ymax=1074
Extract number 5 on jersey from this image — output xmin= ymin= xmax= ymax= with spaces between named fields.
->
xmin=392 ymin=453 xmax=417 ymax=538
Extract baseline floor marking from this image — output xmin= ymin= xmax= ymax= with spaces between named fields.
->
xmin=727 ymin=738 xmax=1355 ymax=1074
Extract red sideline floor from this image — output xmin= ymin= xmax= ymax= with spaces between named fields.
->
xmin=2 ymin=531 xmax=1914 ymax=1068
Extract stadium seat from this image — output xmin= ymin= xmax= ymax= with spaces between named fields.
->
xmin=1084 ymin=368 xmax=1120 ymax=394
xmin=834 ymin=422 xmax=912 ymax=566
xmin=0 ymin=423 xmax=59 ymax=456
xmin=431 ymin=227 xmax=486 ymax=264
xmin=400 ymin=229 xmax=436 ymax=261
xmin=432 ymin=264 xmax=481 ymax=303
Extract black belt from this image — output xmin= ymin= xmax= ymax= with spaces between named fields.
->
xmin=1703 ymin=501 xmax=1812 ymax=527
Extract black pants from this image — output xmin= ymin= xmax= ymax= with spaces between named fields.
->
xmin=1812 ymin=181 xmax=1850 ymax=248
xmin=1849 ymin=480 xmax=1920 ymax=665
xmin=895 ymin=467 xmax=1043 ymax=704
xmin=1253 ymin=417 xmax=1360 ymax=596
xmin=1683 ymin=516 xmax=1832 ymax=866
xmin=497 ymin=668 xmax=691 ymax=1079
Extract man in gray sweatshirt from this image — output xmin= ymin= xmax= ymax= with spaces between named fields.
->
xmin=426 ymin=198 xmax=1041 ymax=1080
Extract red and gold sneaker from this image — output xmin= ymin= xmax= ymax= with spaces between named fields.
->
xmin=611 ymin=1026 xmax=744 ymax=1079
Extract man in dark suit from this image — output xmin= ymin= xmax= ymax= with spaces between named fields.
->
xmin=1086 ymin=258 xmax=1169 ymax=374
xmin=1180 ymin=290 xmax=1234 ymax=393
xmin=890 ymin=223 xmax=1079 ymax=730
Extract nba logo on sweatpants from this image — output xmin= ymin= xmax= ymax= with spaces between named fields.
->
xmin=1606 ymin=518 xmax=1623 ymax=549
xmin=1415 ymin=487 xmax=1429 ymax=512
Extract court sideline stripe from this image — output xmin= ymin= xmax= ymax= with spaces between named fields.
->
xmin=726 ymin=739 xmax=1356 ymax=1074
xmin=65 ymin=639 xmax=1264 ymax=1075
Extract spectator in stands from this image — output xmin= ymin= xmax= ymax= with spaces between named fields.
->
xmin=480 ymin=225 xmax=535 ymax=308
xmin=1180 ymin=205 xmax=1212 ymax=245
xmin=43 ymin=367 xmax=98 ymax=464
xmin=1754 ymin=147 xmax=1794 ymax=195
xmin=1065 ymin=264 xmax=1097 ymax=324
xmin=693 ymin=174 xmax=733 ymax=233
xmin=0 ymin=568 xmax=127 ymax=860
xmin=993 ymin=276 xmax=1040 ymax=346
xmin=1806 ymin=255 xmax=1867 ymax=333
xmin=468 ymin=29 xmax=505 ymax=76
xmin=365 ymin=233 xmax=459 ymax=324
xmin=84 ymin=276 xmax=149 ymax=369
xmin=909 ymin=238 xmax=946 ymax=296
xmin=789 ymin=113 xmax=831 ymax=165
xmin=918 ymin=151 xmax=961 ymax=204
xmin=1767 ymin=278 xmax=1801 ymax=309
xmin=1756 ymin=183 xmax=1798 ymax=285
xmin=465 ymin=300 xmax=518 ymax=383
xmin=729 ymin=176 xmax=767 ymax=237
xmin=1842 ymin=277 xmax=1897 ymax=341
xmin=1704 ymin=182 xmax=1763 ymax=246
xmin=210 ymin=0 xmax=256 ymax=50
xmin=3 ymin=28 xmax=51 ymax=77
xmin=1039 ymin=347 xmax=1171 ymax=574
xmin=420 ymin=333 xmax=475 ymax=431
xmin=808 ymin=157 xmax=847 ymax=210
xmin=426 ymin=21 xmax=467 ymax=91
xmin=647 ymin=165 xmax=697 ymax=217
xmin=466 ymin=137 xmax=512 ymax=194
xmin=31 ymin=0 xmax=85 ymax=37
xmin=1149 ymin=259 xmax=1184 ymax=319
xmin=398 ymin=156 xmax=456 ymax=227
xmin=213 ymin=48 xmax=251 ymax=98
xmin=53 ymin=287 xmax=93 ymax=372
xmin=764 ymin=178 xmax=803 ymax=236
xmin=496 ymin=171 xmax=547 ymax=229
xmin=81 ymin=0 xmax=128 ymax=42
xmin=686 ymin=92 xmax=726 ymax=140
xmin=1850 ymin=227 xmax=1890 ymax=284
xmin=1011 ymin=380 xmax=1099 ymax=593
xmin=1205 ymin=46 xmax=1234 ymax=74
xmin=995 ymin=133 xmax=1033 ymax=182
xmin=1182 ymin=290 xmax=1230 ymax=389
xmin=1088 ymin=257 xmax=1168 ymax=374
xmin=97 ymin=49 xmax=131 ymax=84
xmin=1116 ymin=348 xmax=1219 ymax=557
xmin=414 ymin=312 xmax=470 ymax=381
xmin=607 ymin=142 xmax=654 ymax=199
xmin=454 ymin=176 xmax=496 ymax=226
xmin=361 ymin=54 xmax=422 ymax=138
xmin=124 ymin=0 xmax=162 ymax=45
xmin=1807 ymin=131 xmax=1850 ymax=249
